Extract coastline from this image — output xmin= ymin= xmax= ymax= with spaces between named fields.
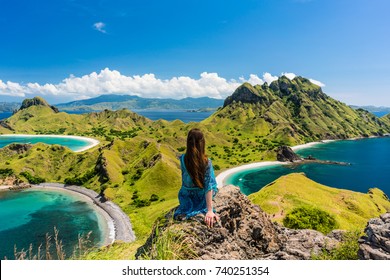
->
xmin=0 ymin=183 xmax=135 ymax=247
xmin=0 ymin=134 xmax=100 ymax=152
xmin=216 ymin=139 xmax=336 ymax=187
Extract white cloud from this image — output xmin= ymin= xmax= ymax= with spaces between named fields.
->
xmin=281 ymin=72 xmax=297 ymax=80
xmin=263 ymin=72 xmax=279 ymax=84
xmin=0 ymin=80 xmax=25 ymax=97
xmin=93 ymin=22 xmax=106 ymax=33
xmin=0 ymin=69 xmax=325 ymax=100
xmin=247 ymin=74 xmax=264 ymax=86
xmin=309 ymin=78 xmax=325 ymax=87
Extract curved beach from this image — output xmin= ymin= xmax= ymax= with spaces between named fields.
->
xmin=0 ymin=134 xmax=100 ymax=152
xmin=1 ymin=183 xmax=135 ymax=246
xmin=34 ymin=183 xmax=135 ymax=245
xmin=216 ymin=140 xmax=329 ymax=187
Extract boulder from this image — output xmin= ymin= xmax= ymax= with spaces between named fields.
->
xmin=136 ymin=185 xmax=339 ymax=260
xmin=276 ymin=146 xmax=301 ymax=162
xmin=358 ymin=212 xmax=390 ymax=260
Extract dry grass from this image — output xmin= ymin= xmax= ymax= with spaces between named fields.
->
xmin=8 ymin=227 xmax=93 ymax=260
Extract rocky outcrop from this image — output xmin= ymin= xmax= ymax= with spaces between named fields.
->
xmin=0 ymin=176 xmax=29 ymax=188
xmin=19 ymin=96 xmax=59 ymax=113
xmin=4 ymin=143 xmax=33 ymax=154
xmin=223 ymin=83 xmax=271 ymax=108
xmin=136 ymin=186 xmax=339 ymax=260
xmin=0 ymin=120 xmax=14 ymax=131
xmin=358 ymin=212 xmax=390 ymax=260
xmin=276 ymin=146 xmax=301 ymax=162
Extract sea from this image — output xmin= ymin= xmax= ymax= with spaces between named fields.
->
xmin=0 ymin=189 xmax=105 ymax=260
xmin=62 ymin=109 xmax=215 ymax=123
xmin=0 ymin=135 xmax=93 ymax=152
xmin=226 ymin=137 xmax=390 ymax=197
xmin=0 ymin=112 xmax=12 ymax=120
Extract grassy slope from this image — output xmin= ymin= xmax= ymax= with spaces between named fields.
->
xmin=249 ymin=173 xmax=390 ymax=231
xmin=381 ymin=113 xmax=390 ymax=127
xmin=1 ymin=81 xmax=390 ymax=259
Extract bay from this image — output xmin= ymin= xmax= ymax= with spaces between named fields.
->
xmin=0 ymin=135 xmax=94 ymax=152
xmin=226 ymin=137 xmax=390 ymax=196
xmin=0 ymin=189 xmax=104 ymax=260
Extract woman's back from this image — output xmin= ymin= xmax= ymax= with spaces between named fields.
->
xmin=174 ymin=154 xmax=218 ymax=219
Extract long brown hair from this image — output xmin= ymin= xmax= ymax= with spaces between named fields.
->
xmin=184 ymin=128 xmax=208 ymax=188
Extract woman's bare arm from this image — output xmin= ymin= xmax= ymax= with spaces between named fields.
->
xmin=205 ymin=190 xmax=218 ymax=227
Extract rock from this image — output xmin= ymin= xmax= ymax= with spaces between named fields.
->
xmin=136 ymin=185 xmax=339 ymax=260
xmin=358 ymin=212 xmax=390 ymax=260
xmin=0 ymin=120 xmax=14 ymax=131
xmin=276 ymin=146 xmax=301 ymax=162
xmin=18 ymin=96 xmax=59 ymax=113
xmin=4 ymin=143 xmax=33 ymax=154
xmin=223 ymin=83 xmax=270 ymax=108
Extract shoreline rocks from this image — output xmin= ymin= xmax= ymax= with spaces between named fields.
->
xmin=276 ymin=146 xmax=302 ymax=162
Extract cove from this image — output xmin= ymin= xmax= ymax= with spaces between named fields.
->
xmin=0 ymin=134 xmax=99 ymax=152
xmin=0 ymin=188 xmax=108 ymax=260
xmin=225 ymin=137 xmax=390 ymax=196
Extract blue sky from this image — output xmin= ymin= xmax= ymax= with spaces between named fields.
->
xmin=0 ymin=0 xmax=389 ymax=105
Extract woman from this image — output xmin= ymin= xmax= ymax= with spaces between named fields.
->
xmin=174 ymin=128 xmax=219 ymax=227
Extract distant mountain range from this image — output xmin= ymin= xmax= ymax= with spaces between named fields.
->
xmin=350 ymin=105 xmax=390 ymax=117
xmin=55 ymin=95 xmax=224 ymax=112
xmin=0 ymin=102 xmax=20 ymax=113
xmin=2 ymin=95 xmax=390 ymax=117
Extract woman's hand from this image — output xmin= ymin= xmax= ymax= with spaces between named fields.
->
xmin=205 ymin=211 xmax=219 ymax=228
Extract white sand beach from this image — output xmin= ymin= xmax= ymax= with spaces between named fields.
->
xmin=216 ymin=161 xmax=288 ymax=188
xmin=21 ymin=184 xmax=115 ymax=246
xmin=216 ymin=139 xmax=336 ymax=187
xmin=0 ymin=134 xmax=100 ymax=152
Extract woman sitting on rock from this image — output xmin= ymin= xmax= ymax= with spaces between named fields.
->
xmin=174 ymin=128 xmax=219 ymax=227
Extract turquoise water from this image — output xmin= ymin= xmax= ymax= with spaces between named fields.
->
xmin=0 ymin=135 xmax=93 ymax=152
xmin=0 ymin=189 xmax=104 ymax=259
xmin=226 ymin=137 xmax=390 ymax=196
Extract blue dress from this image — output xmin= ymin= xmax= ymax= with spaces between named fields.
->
xmin=174 ymin=154 xmax=218 ymax=219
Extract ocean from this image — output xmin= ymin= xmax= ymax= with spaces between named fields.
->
xmin=0 ymin=189 xmax=104 ymax=260
xmin=63 ymin=109 xmax=215 ymax=123
xmin=0 ymin=135 xmax=94 ymax=152
xmin=226 ymin=137 xmax=390 ymax=197
xmin=0 ymin=112 xmax=12 ymax=120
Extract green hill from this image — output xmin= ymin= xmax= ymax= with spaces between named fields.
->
xmin=248 ymin=173 xmax=390 ymax=231
xmin=204 ymin=76 xmax=389 ymax=146
xmin=200 ymin=76 xmax=390 ymax=168
xmin=56 ymin=94 xmax=224 ymax=111
xmin=1 ymin=77 xmax=390 ymax=259
xmin=381 ymin=113 xmax=390 ymax=127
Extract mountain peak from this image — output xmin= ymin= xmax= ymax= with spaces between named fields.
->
xmin=223 ymin=82 xmax=270 ymax=107
xmin=223 ymin=76 xmax=325 ymax=108
xmin=19 ymin=97 xmax=59 ymax=113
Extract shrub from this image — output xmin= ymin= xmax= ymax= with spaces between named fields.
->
xmin=64 ymin=169 xmax=96 ymax=185
xmin=132 ymin=198 xmax=151 ymax=208
xmin=132 ymin=169 xmax=143 ymax=181
xmin=312 ymin=230 xmax=361 ymax=260
xmin=177 ymin=147 xmax=186 ymax=152
xmin=283 ymin=206 xmax=338 ymax=234
xmin=20 ymin=171 xmax=45 ymax=184
xmin=0 ymin=168 xmax=14 ymax=178
xmin=150 ymin=194 xmax=159 ymax=202
xmin=131 ymin=191 xmax=139 ymax=200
